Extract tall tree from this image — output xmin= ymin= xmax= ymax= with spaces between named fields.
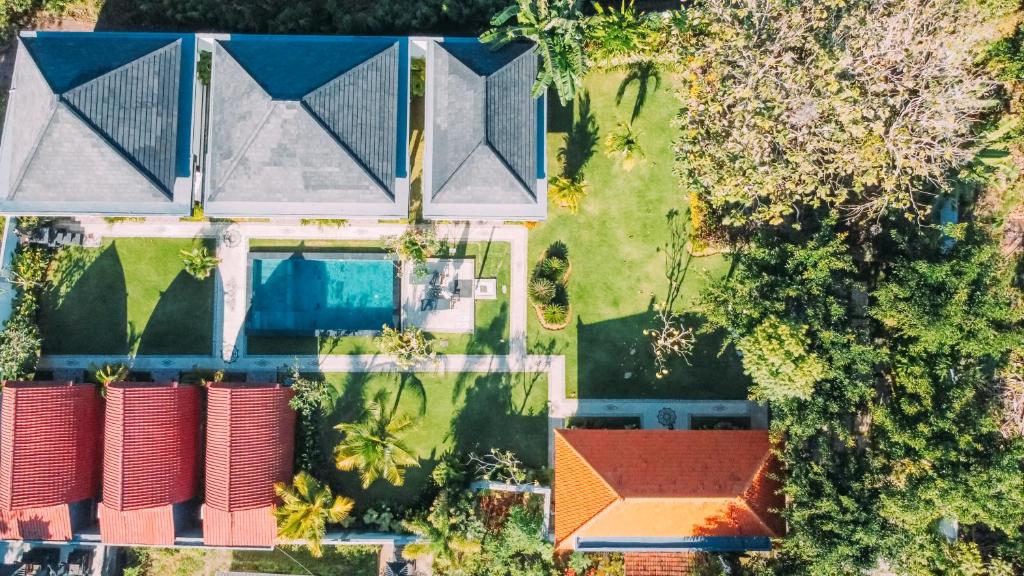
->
xmin=273 ymin=471 xmax=354 ymax=558
xmin=676 ymin=0 xmax=1008 ymax=226
xmin=334 ymin=396 xmax=419 ymax=488
xmin=481 ymin=0 xmax=588 ymax=104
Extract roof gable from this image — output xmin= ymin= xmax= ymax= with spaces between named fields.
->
xmin=0 ymin=382 xmax=102 ymax=511
xmin=554 ymin=430 xmax=785 ymax=549
xmin=21 ymin=34 xmax=176 ymax=93
xmin=430 ymin=41 xmax=537 ymax=205
xmin=209 ymin=39 xmax=398 ymax=206
xmin=102 ymin=383 xmax=200 ymax=512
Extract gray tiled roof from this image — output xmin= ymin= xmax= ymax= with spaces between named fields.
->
xmin=430 ymin=42 xmax=537 ymax=206
xmin=207 ymin=41 xmax=398 ymax=207
xmin=0 ymin=38 xmax=182 ymax=209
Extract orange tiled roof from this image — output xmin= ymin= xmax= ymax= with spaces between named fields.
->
xmin=624 ymin=552 xmax=696 ymax=576
xmin=553 ymin=429 xmax=784 ymax=549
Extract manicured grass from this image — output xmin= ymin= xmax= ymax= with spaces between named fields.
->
xmin=38 ymin=238 xmax=215 ymax=355
xmin=319 ymin=371 xmax=548 ymax=509
xmin=246 ymin=239 xmax=511 ymax=355
xmin=230 ymin=546 xmax=380 ymax=576
xmin=529 ymin=70 xmax=749 ymax=400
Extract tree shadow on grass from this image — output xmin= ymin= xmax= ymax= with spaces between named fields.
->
xmin=557 ymin=90 xmax=599 ymax=180
xmin=39 ymin=244 xmax=128 ymax=355
xmin=137 ymin=271 xmax=214 ymax=355
xmin=449 ymin=373 xmax=548 ymax=469
xmin=616 ymin=61 xmax=661 ymax=123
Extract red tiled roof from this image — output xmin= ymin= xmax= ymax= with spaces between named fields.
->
xmin=0 ymin=381 xmax=102 ymax=540
xmin=553 ymin=429 xmax=784 ymax=549
xmin=100 ymin=382 xmax=201 ymax=545
xmin=624 ymin=552 xmax=697 ymax=576
xmin=203 ymin=382 xmax=295 ymax=547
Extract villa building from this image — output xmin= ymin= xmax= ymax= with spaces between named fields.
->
xmin=553 ymin=429 xmax=784 ymax=553
xmin=0 ymin=382 xmax=102 ymax=541
xmin=98 ymin=382 xmax=201 ymax=545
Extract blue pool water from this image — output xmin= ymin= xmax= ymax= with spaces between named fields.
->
xmin=247 ymin=254 xmax=397 ymax=335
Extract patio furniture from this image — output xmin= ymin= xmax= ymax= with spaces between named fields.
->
xmin=453 ymin=279 xmax=474 ymax=299
xmin=421 ymin=297 xmax=436 ymax=311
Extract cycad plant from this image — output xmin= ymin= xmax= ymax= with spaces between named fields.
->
xmin=334 ymin=397 xmax=419 ymax=488
xmin=273 ymin=471 xmax=354 ymax=558
xmin=179 ymin=246 xmax=220 ymax=280
xmin=604 ymin=122 xmax=645 ymax=170
xmin=481 ymin=0 xmax=589 ymax=105
xmin=549 ymin=175 xmax=588 ymax=214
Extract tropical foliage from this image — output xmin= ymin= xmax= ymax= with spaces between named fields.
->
xmin=587 ymin=0 xmax=671 ymax=67
xmin=676 ymin=0 xmax=1011 ymax=226
xmin=288 ymin=368 xmax=333 ymax=472
xmin=603 ymin=122 xmax=644 ymax=170
xmin=273 ymin=471 xmax=354 ymax=558
xmin=549 ymin=175 xmax=588 ymax=214
xmin=481 ymin=0 xmax=588 ymax=104
xmin=531 ymin=243 xmax=571 ymax=329
xmin=179 ymin=246 xmax=219 ymax=280
xmin=334 ymin=394 xmax=419 ymax=488
xmin=402 ymin=491 xmax=485 ymax=575
xmin=385 ymin=227 xmax=438 ymax=277
xmin=376 ymin=325 xmax=435 ymax=369
xmin=94 ymin=363 xmax=129 ymax=386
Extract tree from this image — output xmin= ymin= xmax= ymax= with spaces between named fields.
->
xmin=676 ymin=0 xmax=1009 ymax=226
xmin=376 ymin=325 xmax=435 ymax=369
xmin=548 ymin=175 xmax=587 ymax=214
xmin=643 ymin=304 xmax=694 ymax=379
xmin=179 ymin=247 xmax=219 ymax=280
xmin=0 ymin=318 xmax=40 ymax=381
xmin=736 ymin=317 xmax=828 ymax=403
xmin=481 ymin=0 xmax=588 ymax=104
xmin=334 ymin=396 xmax=419 ymax=488
xmin=384 ymin=227 xmax=438 ymax=277
xmin=402 ymin=491 xmax=485 ymax=576
xmin=273 ymin=471 xmax=354 ymax=558
xmin=587 ymin=0 xmax=669 ymax=68
xmin=477 ymin=505 xmax=555 ymax=576
xmin=288 ymin=368 xmax=333 ymax=472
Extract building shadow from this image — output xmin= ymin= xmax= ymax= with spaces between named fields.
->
xmin=449 ymin=373 xmax=548 ymax=469
xmin=575 ymin=311 xmax=750 ymax=401
xmin=136 ymin=271 xmax=215 ymax=355
xmin=39 ymin=244 xmax=128 ymax=355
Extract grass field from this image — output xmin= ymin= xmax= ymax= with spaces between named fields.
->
xmin=246 ymin=239 xmax=511 ymax=355
xmin=318 ymin=371 xmax=548 ymax=509
xmin=528 ymin=69 xmax=749 ymax=400
xmin=122 ymin=545 xmax=380 ymax=576
xmin=38 ymin=238 xmax=215 ymax=356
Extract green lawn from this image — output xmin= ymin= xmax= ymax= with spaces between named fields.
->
xmin=529 ymin=70 xmax=749 ymax=400
xmin=246 ymin=239 xmax=511 ymax=355
xmin=318 ymin=371 xmax=548 ymax=509
xmin=122 ymin=545 xmax=380 ymax=576
xmin=38 ymin=238 xmax=215 ymax=355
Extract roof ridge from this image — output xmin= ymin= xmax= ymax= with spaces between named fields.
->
xmin=8 ymin=102 xmax=57 ymax=200
xmin=61 ymin=41 xmax=183 ymax=198
xmin=301 ymin=40 xmax=397 ymax=100
xmin=554 ymin=429 xmax=621 ymax=546
xmin=481 ymin=141 xmax=533 ymax=199
xmin=299 ymin=102 xmax=393 ymax=199
xmin=483 ymin=46 xmax=536 ymax=197
xmin=212 ymin=100 xmax=277 ymax=197
xmin=6 ymin=42 xmax=58 ymax=200
xmin=556 ymin=429 xmax=621 ymax=497
xmin=433 ymin=140 xmax=487 ymax=200
xmin=62 ymin=38 xmax=179 ymax=98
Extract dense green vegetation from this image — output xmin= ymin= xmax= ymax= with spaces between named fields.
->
xmin=38 ymin=238 xmax=215 ymax=355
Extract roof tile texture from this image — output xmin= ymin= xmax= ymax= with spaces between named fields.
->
xmin=203 ymin=382 xmax=294 ymax=547
xmin=0 ymin=382 xmax=102 ymax=511
xmin=0 ymin=505 xmax=74 ymax=541
xmin=102 ymin=383 xmax=200 ymax=511
xmin=624 ymin=552 xmax=696 ymax=576
xmin=98 ymin=503 xmax=176 ymax=545
xmin=554 ymin=429 xmax=784 ymax=549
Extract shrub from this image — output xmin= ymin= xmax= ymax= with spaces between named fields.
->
xmin=385 ymin=227 xmax=439 ymax=277
xmin=376 ymin=325 xmax=435 ymax=369
xmin=542 ymin=303 xmax=569 ymax=325
xmin=411 ymin=57 xmax=426 ymax=97
xmin=12 ymin=246 xmax=49 ymax=290
xmin=180 ymin=246 xmax=219 ymax=280
xmin=539 ymin=256 xmax=568 ymax=280
xmin=528 ymin=277 xmax=557 ymax=305
xmin=604 ymin=122 xmax=645 ymax=170
xmin=0 ymin=317 xmax=40 ymax=381
xmin=549 ymin=175 xmax=587 ymax=213
xmin=287 ymin=368 xmax=332 ymax=472
xmin=197 ymin=51 xmax=212 ymax=86
xmin=94 ymin=363 xmax=129 ymax=386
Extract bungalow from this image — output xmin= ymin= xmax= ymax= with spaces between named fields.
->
xmin=98 ymin=382 xmax=201 ymax=545
xmin=422 ymin=38 xmax=547 ymax=221
xmin=202 ymin=34 xmax=410 ymax=218
xmin=0 ymin=32 xmax=197 ymax=215
xmin=203 ymin=382 xmax=296 ymax=547
xmin=553 ymin=429 xmax=784 ymax=553
xmin=0 ymin=382 xmax=102 ymax=541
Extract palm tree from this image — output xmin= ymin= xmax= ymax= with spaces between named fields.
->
xmin=604 ymin=122 xmax=645 ymax=170
xmin=180 ymin=246 xmax=220 ymax=280
xmin=273 ymin=471 xmax=353 ymax=558
xmin=334 ymin=397 xmax=419 ymax=488
xmin=549 ymin=175 xmax=588 ymax=213
xmin=401 ymin=493 xmax=483 ymax=575
xmin=480 ymin=0 xmax=588 ymax=105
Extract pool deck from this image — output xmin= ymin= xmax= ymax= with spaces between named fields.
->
xmin=401 ymin=258 xmax=475 ymax=333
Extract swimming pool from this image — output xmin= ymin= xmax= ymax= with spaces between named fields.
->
xmin=247 ymin=252 xmax=398 ymax=336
